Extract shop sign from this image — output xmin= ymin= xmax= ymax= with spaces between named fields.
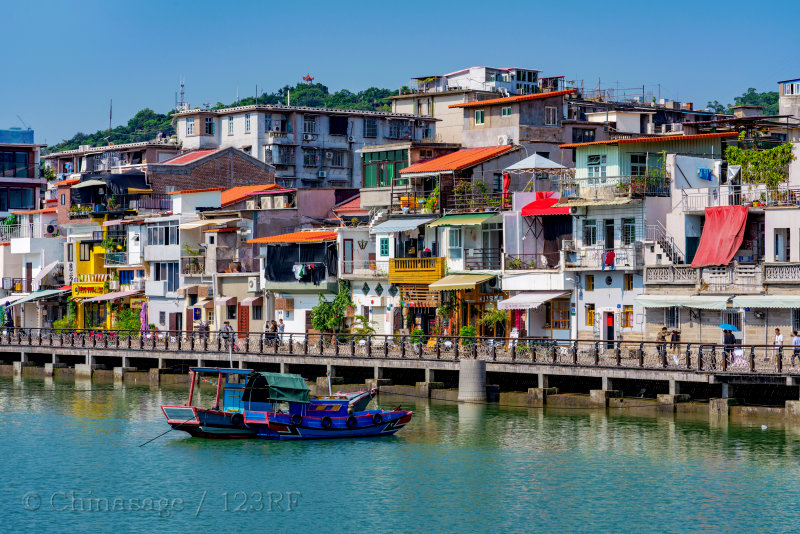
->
xmin=73 ymin=283 xmax=105 ymax=297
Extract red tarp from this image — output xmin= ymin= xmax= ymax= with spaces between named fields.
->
xmin=690 ymin=206 xmax=748 ymax=268
xmin=521 ymin=191 xmax=570 ymax=216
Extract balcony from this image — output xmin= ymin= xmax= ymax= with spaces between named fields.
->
xmin=145 ymin=280 xmax=166 ymax=297
xmin=104 ymin=252 xmax=129 ymax=267
xmin=644 ymin=264 xmax=764 ymax=294
xmin=388 ymin=257 xmax=445 ymax=284
xmin=765 ymin=263 xmax=800 ymax=283
xmin=445 ymin=193 xmax=509 ymax=214
xmin=216 ymin=257 xmax=256 ymax=273
xmin=565 ymin=245 xmax=643 ymax=270
xmin=464 ymin=248 xmax=502 ymax=270
xmin=340 ymin=260 xmax=390 ymax=280
xmin=558 ymin=175 xmax=670 ymax=202
xmin=0 ymin=223 xmax=58 ymax=240
xmin=504 ymin=252 xmax=562 ymax=271
xmin=644 ymin=265 xmax=697 ymax=285
xmin=181 ymin=256 xmax=206 ymax=275
xmin=682 ymin=184 xmax=800 ymax=212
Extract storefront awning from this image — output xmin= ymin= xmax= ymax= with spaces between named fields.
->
xmin=1 ymin=294 xmax=33 ymax=306
xmin=732 ymin=295 xmax=800 ymax=308
xmin=176 ymin=285 xmax=199 ymax=296
xmin=429 ymin=274 xmax=495 ymax=291
xmin=71 ymin=179 xmax=106 ymax=189
xmin=427 ymin=213 xmax=495 ymax=227
xmin=193 ymin=298 xmax=214 ymax=309
xmin=691 ymin=206 xmax=748 ymax=268
xmin=215 ymin=296 xmax=237 ymax=306
xmin=633 ymin=295 xmax=729 ymax=310
xmin=498 ymin=291 xmax=569 ymax=310
xmin=520 ymin=192 xmax=570 ymax=216
xmin=83 ymin=290 xmax=143 ymax=303
xmin=240 ymin=296 xmax=263 ymax=306
xmin=8 ymin=289 xmax=70 ymax=306
xmin=31 ymin=261 xmax=61 ymax=289
xmin=370 ymin=217 xmax=437 ymax=234
xmin=179 ymin=217 xmax=240 ymax=230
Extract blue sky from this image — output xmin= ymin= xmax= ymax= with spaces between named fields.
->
xmin=4 ymin=0 xmax=798 ymax=145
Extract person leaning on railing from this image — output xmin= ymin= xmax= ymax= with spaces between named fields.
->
xmin=656 ymin=327 xmax=668 ymax=360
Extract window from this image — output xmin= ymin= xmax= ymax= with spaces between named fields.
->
xmin=622 ymin=305 xmax=633 ymax=328
xmin=204 ymin=117 xmax=215 ymax=135
xmin=120 ymin=270 xmax=134 ymax=285
xmin=60 ymin=193 xmax=65 ymax=206
xmin=329 ymin=116 xmax=348 ymax=136
xmin=448 ymin=228 xmax=462 ymax=259
xmin=362 ymin=149 xmax=408 ymax=188
xmin=792 ymin=309 xmax=800 ymax=332
xmin=665 ymin=307 xmax=680 ymax=329
xmin=79 ymin=243 xmax=92 ymax=262
xmin=586 ymin=303 xmax=595 ymax=326
xmin=153 ymin=261 xmax=179 ymax=292
xmin=587 ymin=155 xmax=607 ymax=178
xmin=551 ymin=299 xmax=570 ymax=329
xmin=228 ymin=116 xmax=234 ymax=135
xmin=244 ymin=114 xmax=251 ymax=132
xmin=186 ymin=118 xmax=195 ymax=135
xmin=147 ymin=221 xmax=179 ymax=246
xmin=67 ymin=243 xmax=74 ymax=262
xmin=379 ymin=238 xmax=389 ymax=257
xmin=624 ymin=273 xmax=634 ymax=291
xmin=474 ymin=110 xmax=485 ymax=125
xmin=0 ymin=151 xmax=30 ymax=178
xmin=721 ymin=310 xmax=741 ymax=332
xmin=364 ymin=118 xmax=377 ymax=138
xmin=585 ymin=274 xmax=594 ymax=291
xmin=630 ymin=154 xmax=647 ymax=176
xmin=572 ymin=128 xmax=596 ymax=144
xmin=207 ymin=310 xmax=214 ymax=324
xmin=545 ymin=106 xmax=559 ymax=126
xmin=303 ymin=149 xmax=317 ymax=167
xmin=331 ymin=151 xmax=344 ymax=167
xmin=388 ymin=120 xmax=410 ymax=138
xmin=583 ymin=220 xmax=597 ymax=245
xmin=303 ymin=115 xmax=317 ymax=134
xmin=227 ymin=305 xmax=237 ymax=320
xmin=622 ymin=218 xmax=636 ymax=245
xmin=264 ymin=115 xmax=273 ymax=132
xmin=252 ymin=305 xmax=263 ymax=321
xmin=159 ymin=311 xmax=166 ymax=325
xmin=501 ymin=106 xmax=512 ymax=117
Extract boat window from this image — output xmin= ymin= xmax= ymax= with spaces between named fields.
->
xmin=242 ymin=374 xmax=270 ymax=403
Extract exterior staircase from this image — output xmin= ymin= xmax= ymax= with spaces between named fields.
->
xmin=369 ymin=208 xmax=389 ymax=230
xmin=646 ymin=221 xmax=685 ymax=264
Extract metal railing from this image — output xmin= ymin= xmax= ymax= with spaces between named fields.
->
xmin=104 ymin=252 xmax=129 ymax=266
xmin=566 ymin=245 xmax=643 ymax=270
xmin=181 ymin=256 xmax=206 ymax=275
xmin=0 ymin=223 xmax=58 ymax=240
xmin=682 ymin=184 xmax=800 ymax=212
xmin=445 ymin=192 xmax=510 ymax=214
xmin=340 ymin=260 xmax=389 ymax=278
xmin=504 ymin=252 xmax=562 ymax=271
xmin=558 ymin=175 xmax=670 ymax=201
xmin=464 ymin=248 xmax=502 ymax=270
xmin=1 ymin=329 xmax=798 ymax=376
xmin=645 ymin=221 xmax=684 ymax=264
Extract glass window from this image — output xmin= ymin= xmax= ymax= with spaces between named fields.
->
xmin=501 ymin=107 xmax=511 ymax=117
xmin=622 ymin=218 xmax=636 ymax=245
xmin=228 ymin=116 xmax=234 ymax=135
xmin=630 ymin=154 xmax=647 ymax=176
xmin=186 ymin=118 xmax=195 ymax=136
xmin=244 ymin=113 xmax=251 ymax=132
xmin=622 ymin=305 xmax=633 ymax=328
xmin=587 ymin=155 xmax=607 ymax=178
xmin=331 ymin=151 xmax=344 ymax=167
xmin=379 ymin=238 xmax=389 ymax=257
xmin=586 ymin=303 xmax=595 ymax=326
xmin=551 ymin=299 xmax=570 ymax=329
xmin=665 ymin=307 xmax=680 ymax=329
xmin=545 ymin=106 xmax=559 ymax=126
xmin=204 ymin=117 xmax=215 ymax=135
xmin=572 ymin=128 xmax=596 ymax=143
xmin=583 ymin=220 xmax=597 ymax=245
xmin=448 ymin=228 xmax=462 ymax=259
xmin=67 ymin=243 xmax=74 ymax=262
xmin=79 ymin=243 xmax=92 ymax=261
xmin=252 ymin=305 xmax=263 ymax=321
xmin=364 ymin=118 xmax=377 ymax=138
xmin=303 ymin=115 xmax=317 ymax=134
xmin=624 ymin=273 xmax=634 ymax=291
xmin=303 ymin=149 xmax=317 ymax=167
xmin=585 ymin=274 xmax=594 ymax=291
xmin=159 ymin=311 xmax=166 ymax=324
xmin=264 ymin=114 xmax=272 ymax=132
xmin=474 ymin=110 xmax=485 ymax=125
xmin=227 ymin=305 xmax=237 ymax=320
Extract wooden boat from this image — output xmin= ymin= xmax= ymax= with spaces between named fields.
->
xmin=161 ymin=367 xmax=412 ymax=440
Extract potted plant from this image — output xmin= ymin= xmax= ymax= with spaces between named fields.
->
xmin=409 ymin=328 xmax=425 ymax=346
xmin=459 ymin=325 xmax=477 ymax=346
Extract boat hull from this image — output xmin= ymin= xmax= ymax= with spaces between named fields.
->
xmin=161 ymin=405 xmax=256 ymax=439
xmin=245 ymin=410 xmax=413 ymax=441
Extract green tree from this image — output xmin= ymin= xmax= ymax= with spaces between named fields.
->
xmin=725 ymin=143 xmax=795 ymax=188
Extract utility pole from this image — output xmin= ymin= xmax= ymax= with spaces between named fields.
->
xmin=109 ymin=99 xmax=112 ymax=132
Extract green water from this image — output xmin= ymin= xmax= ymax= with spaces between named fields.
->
xmin=3 ymin=376 xmax=800 ymax=532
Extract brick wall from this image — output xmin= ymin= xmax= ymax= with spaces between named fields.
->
xmin=148 ymin=150 xmax=274 ymax=194
xmin=56 ymin=184 xmax=72 ymax=226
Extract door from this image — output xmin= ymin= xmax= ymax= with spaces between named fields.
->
xmin=168 ymin=312 xmax=179 ymax=334
xmin=25 ymin=262 xmax=32 ymax=292
xmin=775 ymin=229 xmax=790 ymax=262
xmin=237 ymin=305 xmax=249 ymax=339
xmin=604 ymin=219 xmax=615 ymax=251
xmin=605 ymin=312 xmax=615 ymax=348
xmin=343 ymin=239 xmax=353 ymax=274
xmin=185 ymin=310 xmax=193 ymax=333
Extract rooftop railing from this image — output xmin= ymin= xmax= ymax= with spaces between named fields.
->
xmin=558 ymin=175 xmax=670 ymax=201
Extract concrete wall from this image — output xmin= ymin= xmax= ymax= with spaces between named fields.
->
xmin=765 ymin=209 xmax=800 ymax=263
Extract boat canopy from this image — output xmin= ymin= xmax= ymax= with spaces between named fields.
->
xmin=243 ymin=372 xmax=310 ymax=404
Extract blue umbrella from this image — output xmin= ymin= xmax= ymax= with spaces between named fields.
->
xmin=718 ymin=323 xmax=739 ymax=332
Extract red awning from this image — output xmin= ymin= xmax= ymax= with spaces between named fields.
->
xmin=520 ymin=192 xmax=570 ymax=216
xmin=691 ymin=206 xmax=748 ymax=268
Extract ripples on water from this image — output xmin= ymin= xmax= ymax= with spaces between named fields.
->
xmin=2 ymin=376 xmax=800 ymax=532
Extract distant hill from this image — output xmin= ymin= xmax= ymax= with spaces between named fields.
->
xmin=45 ymin=82 xmax=396 ymax=154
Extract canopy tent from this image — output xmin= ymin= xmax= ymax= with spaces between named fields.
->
xmin=505 ymin=153 xmax=566 ymax=171
xmin=82 ymin=290 xmax=143 ymax=304
xmin=731 ymin=295 xmax=800 ymax=308
xmin=634 ymin=295 xmax=729 ymax=310
xmin=370 ymin=217 xmax=437 ymax=234
xmin=691 ymin=206 xmax=748 ymax=268
xmin=427 ymin=213 xmax=496 ymax=227
xmin=520 ymin=192 xmax=570 ymax=217
xmin=497 ymin=291 xmax=569 ymax=310
xmin=242 ymin=372 xmax=310 ymax=404
xmin=7 ymin=289 xmax=70 ymax=307
xmin=429 ymin=274 xmax=495 ymax=291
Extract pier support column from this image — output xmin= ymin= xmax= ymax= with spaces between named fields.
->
xmin=538 ymin=373 xmax=549 ymax=389
xmin=279 ymin=362 xmax=288 ymax=374
xmin=44 ymin=363 xmax=65 ymax=377
xmin=601 ymin=376 xmax=614 ymax=391
xmin=156 ymin=357 xmax=165 ymax=369
xmin=373 ymin=366 xmax=383 ymax=380
xmin=669 ymin=380 xmax=680 ymax=395
xmin=425 ymin=368 xmax=435 ymax=383
xmin=326 ymin=364 xmax=336 ymax=377
xmin=458 ymin=359 xmax=486 ymax=402
xmin=196 ymin=359 xmax=204 ymax=368
xmin=238 ymin=360 xmax=246 ymax=369
xmin=721 ymin=383 xmax=732 ymax=399
xmin=122 ymin=356 xmax=131 ymax=368
xmin=85 ymin=354 xmax=94 ymax=366
xmin=51 ymin=353 xmax=59 ymax=364
xmin=20 ymin=352 xmax=29 ymax=363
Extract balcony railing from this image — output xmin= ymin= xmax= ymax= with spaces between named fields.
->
xmin=558 ymin=175 xmax=670 ymax=202
xmin=181 ymin=256 xmax=206 ymax=275
xmin=340 ymin=260 xmax=389 ymax=279
xmin=682 ymin=184 xmax=800 ymax=212
xmin=0 ymin=223 xmax=58 ymax=240
xmin=701 ymin=264 xmax=762 ymax=294
xmin=764 ymin=263 xmax=800 ymax=283
xmin=504 ymin=252 xmax=562 ymax=271
xmin=216 ymin=257 xmax=256 ymax=273
xmin=68 ymin=194 xmax=174 ymax=218
xmin=104 ymin=252 xmax=128 ymax=266
xmin=464 ymin=248 xmax=502 ymax=270
xmin=391 ymin=189 xmax=435 ymax=215
xmin=565 ymin=245 xmax=643 ymax=270
xmin=445 ymin=192 xmax=510 ymax=214
xmin=644 ymin=265 xmax=697 ymax=284
xmin=388 ymin=257 xmax=445 ymax=284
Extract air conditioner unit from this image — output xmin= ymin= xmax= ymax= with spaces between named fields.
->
xmin=44 ymin=224 xmax=57 ymax=237
xmin=497 ymin=135 xmax=511 ymax=145
xmin=260 ymin=196 xmax=274 ymax=209
xmin=325 ymin=151 xmax=333 ymax=159
xmin=109 ymin=280 xmax=120 ymax=291
xmin=273 ymin=196 xmax=286 ymax=209
xmin=247 ymin=277 xmax=260 ymax=292
xmin=570 ymin=206 xmax=586 ymax=216
xmin=302 ymin=133 xmax=313 ymax=141
xmin=347 ymin=136 xmax=355 ymax=142
xmin=317 ymin=171 xmax=327 ymax=179
xmin=131 ymin=279 xmax=145 ymax=290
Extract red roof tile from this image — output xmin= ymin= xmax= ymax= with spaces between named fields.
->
xmin=202 ymin=227 xmax=240 ymax=233
xmin=248 ymin=231 xmax=337 ymax=244
xmin=399 ymin=146 xmax=515 ymax=175
xmin=12 ymin=207 xmax=58 ymax=215
xmin=167 ymin=187 xmax=225 ymax=196
xmin=559 ymin=131 xmax=738 ymax=149
xmin=162 ymin=149 xmax=218 ymax=165
xmin=54 ymin=178 xmax=80 ymax=186
xmin=332 ymin=196 xmax=368 ymax=216
xmin=221 ymin=184 xmax=281 ymax=206
xmin=449 ymin=89 xmax=578 ymax=109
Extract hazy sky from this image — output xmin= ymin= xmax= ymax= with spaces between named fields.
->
xmin=4 ymin=0 xmax=798 ymax=145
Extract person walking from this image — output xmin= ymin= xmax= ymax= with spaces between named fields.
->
xmin=221 ymin=321 xmax=234 ymax=351
xmin=278 ymin=318 xmax=285 ymax=344
xmin=771 ymin=328 xmax=783 ymax=363
xmin=792 ymin=331 xmax=800 ymax=367
xmin=670 ymin=329 xmax=680 ymax=364
xmin=723 ymin=329 xmax=736 ymax=367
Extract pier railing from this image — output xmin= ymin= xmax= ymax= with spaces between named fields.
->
xmin=0 ymin=328 xmax=796 ymax=375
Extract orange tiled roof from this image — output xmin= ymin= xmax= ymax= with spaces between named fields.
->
xmin=559 ymin=131 xmax=738 ymax=149
xmin=449 ymin=89 xmax=578 ymax=109
xmin=399 ymin=146 xmax=515 ymax=175
xmin=12 ymin=207 xmax=58 ymax=215
xmin=332 ymin=196 xmax=368 ymax=216
xmin=167 ymin=187 xmax=225 ymax=196
xmin=248 ymin=230 xmax=337 ymax=244
xmin=54 ymin=178 xmax=80 ymax=187
xmin=202 ymin=227 xmax=240 ymax=233
xmin=221 ymin=184 xmax=281 ymax=206
xmin=162 ymin=149 xmax=218 ymax=165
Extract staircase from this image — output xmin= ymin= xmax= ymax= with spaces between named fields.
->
xmin=369 ymin=208 xmax=389 ymax=230
xmin=646 ymin=222 xmax=685 ymax=264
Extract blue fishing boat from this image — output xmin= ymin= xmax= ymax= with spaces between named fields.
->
xmin=161 ymin=368 xmax=412 ymax=440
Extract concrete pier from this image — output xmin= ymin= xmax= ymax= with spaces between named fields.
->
xmin=457 ymin=359 xmax=486 ymax=402
xmin=44 ymin=363 xmax=66 ymax=377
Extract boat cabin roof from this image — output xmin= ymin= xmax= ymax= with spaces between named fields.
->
xmin=190 ymin=367 xmax=253 ymax=375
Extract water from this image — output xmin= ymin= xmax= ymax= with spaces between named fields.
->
xmin=3 ymin=376 xmax=800 ymax=532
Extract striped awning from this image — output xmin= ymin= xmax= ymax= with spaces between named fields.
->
xmin=498 ymin=291 xmax=569 ymax=310
xmin=240 ymin=296 xmax=263 ymax=306
xmin=732 ymin=295 xmax=800 ymax=309
xmin=429 ymin=274 xmax=495 ymax=291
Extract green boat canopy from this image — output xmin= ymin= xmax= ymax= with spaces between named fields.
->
xmin=245 ymin=372 xmax=310 ymax=404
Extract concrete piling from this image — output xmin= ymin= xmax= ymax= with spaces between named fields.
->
xmin=457 ymin=359 xmax=486 ymax=402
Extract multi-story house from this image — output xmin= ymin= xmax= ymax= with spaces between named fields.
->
xmin=173 ymin=105 xmax=436 ymax=188
xmin=42 ymin=139 xmax=181 ymax=176
xmin=0 ymin=130 xmax=45 ymax=216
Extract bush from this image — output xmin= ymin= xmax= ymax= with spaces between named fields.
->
xmin=459 ymin=325 xmax=477 ymax=346
xmin=410 ymin=328 xmax=425 ymax=345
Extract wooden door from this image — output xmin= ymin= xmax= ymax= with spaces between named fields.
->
xmin=25 ymin=262 xmax=32 ymax=292
xmin=168 ymin=312 xmax=179 ymax=334
xmin=237 ymin=305 xmax=249 ymax=339
xmin=185 ymin=310 xmax=193 ymax=332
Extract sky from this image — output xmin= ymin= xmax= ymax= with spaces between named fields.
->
xmin=4 ymin=0 xmax=799 ymax=146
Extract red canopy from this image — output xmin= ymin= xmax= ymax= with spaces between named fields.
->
xmin=521 ymin=191 xmax=570 ymax=216
xmin=691 ymin=206 xmax=748 ymax=268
